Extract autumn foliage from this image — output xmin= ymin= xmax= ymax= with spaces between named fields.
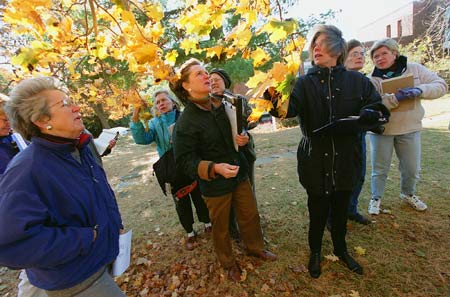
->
xmin=2 ymin=0 xmax=305 ymax=123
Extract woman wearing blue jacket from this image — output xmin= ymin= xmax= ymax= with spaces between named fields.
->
xmin=0 ymin=77 xmax=124 ymax=296
xmin=130 ymin=89 xmax=211 ymax=250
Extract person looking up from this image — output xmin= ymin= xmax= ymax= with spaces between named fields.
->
xmin=0 ymin=76 xmax=124 ymax=296
xmin=130 ymin=89 xmax=211 ymax=250
xmin=265 ymin=25 xmax=389 ymax=278
xmin=170 ymin=58 xmax=276 ymax=282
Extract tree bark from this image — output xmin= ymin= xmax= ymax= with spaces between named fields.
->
xmin=89 ymin=102 xmax=110 ymax=129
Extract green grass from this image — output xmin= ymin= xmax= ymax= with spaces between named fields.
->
xmin=107 ymin=107 xmax=449 ymax=296
xmin=2 ymin=97 xmax=448 ymax=296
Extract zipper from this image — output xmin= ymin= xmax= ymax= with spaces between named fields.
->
xmin=327 ymin=69 xmax=336 ymax=187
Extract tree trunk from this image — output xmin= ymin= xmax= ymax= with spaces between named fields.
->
xmin=89 ymin=102 xmax=110 ymax=129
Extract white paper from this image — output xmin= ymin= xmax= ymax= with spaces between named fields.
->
xmin=103 ymin=127 xmax=129 ymax=136
xmin=112 ymin=229 xmax=132 ymax=277
xmin=223 ymin=100 xmax=239 ymax=151
xmin=11 ymin=133 xmax=28 ymax=151
xmin=93 ymin=129 xmax=118 ymax=155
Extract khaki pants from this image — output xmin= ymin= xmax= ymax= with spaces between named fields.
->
xmin=204 ymin=180 xmax=264 ymax=268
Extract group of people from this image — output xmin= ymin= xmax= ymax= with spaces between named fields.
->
xmin=0 ymin=23 xmax=447 ymax=295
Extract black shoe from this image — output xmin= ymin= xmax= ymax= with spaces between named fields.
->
xmin=337 ymin=252 xmax=363 ymax=275
xmin=308 ymin=252 xmax=321 ymax=278
xmin=348 ymin=213 xmax=371 ymax=225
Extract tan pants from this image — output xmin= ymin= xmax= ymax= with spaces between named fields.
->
xmin=204 ymin=180 xmax=264 ymax=268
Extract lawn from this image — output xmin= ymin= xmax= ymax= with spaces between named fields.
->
xmin=107 ymin=97 xmax=450 ymax=296
xmin=1 ymin=97 xmax=448 ymax=296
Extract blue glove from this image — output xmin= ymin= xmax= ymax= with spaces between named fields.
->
xmin=395 ymin=87 xmax=422 ymax=101
xmin=358 ymin=109 xmax=381 ymax=125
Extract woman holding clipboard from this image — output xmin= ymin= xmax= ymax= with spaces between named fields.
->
xmin=367 ymin=38 xmax=448 ymax=215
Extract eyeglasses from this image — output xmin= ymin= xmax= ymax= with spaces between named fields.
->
xmin=210 ymin=78 xmax=223 ymax=84
xmin=49 ymin=98 xmax=74 ymax=109
xmin=349 ymin=51 xmax=366 ymax=58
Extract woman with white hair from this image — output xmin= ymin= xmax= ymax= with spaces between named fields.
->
xmin=367 ymin=38 xmax=448 ymax=215
xmin=130 ymin=89 xmax=211 ymax=251
xmin=0 ymin=76 xmax=124 ymax=296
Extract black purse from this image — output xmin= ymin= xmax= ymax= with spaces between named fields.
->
xmin=152 ymin=148 xmax=197 ymax=198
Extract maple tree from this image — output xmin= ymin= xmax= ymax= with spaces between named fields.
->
xmin=1 ymin=0 xmax=308 ymax=127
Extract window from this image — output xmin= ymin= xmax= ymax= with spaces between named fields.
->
xmin=386 ymin=25 xmax=391 ymax=38
xmin=397 ymin=20 xmax=402 ymax=37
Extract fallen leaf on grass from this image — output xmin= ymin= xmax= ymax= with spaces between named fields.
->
xmin=349 ymin=290 xmax=361 ymax=297
xmin=240 ymin=269 xmax=248 ymax=281
xmin=392 ymin=223 xmax=400 ymax=229
xmin=325 ymin=254 xmax=339 ymax=262
xmin=291 ymin=201 xmax=298 ymax=206
xmin=136 ymin=257 xmax=148 ymax=265
xmin=354 ymin=246 xmax=366 ymax=256
xmin=261 ymin=283 xmax=270 ymax=292
xmin=288 ymin=264 xmax=307 ymax=273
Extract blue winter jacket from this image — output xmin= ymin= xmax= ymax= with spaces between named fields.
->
xmin=0 ymin=135 xmax=19 ymax=174
xmin=130 ymin=110 xmax=176 ymax=157
xmin=0 ymin=136 xmax=122 ymax=290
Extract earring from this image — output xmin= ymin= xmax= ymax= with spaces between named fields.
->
xmin=188 ymin=88 xmax=192 ymax=92
xmin=46 ymin=125 xmax=53 ymax=130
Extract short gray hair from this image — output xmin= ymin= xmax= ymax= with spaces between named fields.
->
xmin=370 ymin=38 xmax=399 ymax=59
xmin=6 ymin=76 xmax=67 ymax=140
xmin=309 ymin=25 xmax=347 ymax=66
xmin=0 ymin=94 xmax=9 ymax=116
xmin=152 ymin=88 xmax=179 ymax=115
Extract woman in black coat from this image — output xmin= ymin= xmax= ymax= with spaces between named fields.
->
xmin=267 ymin=25 xmax=389 ymax=278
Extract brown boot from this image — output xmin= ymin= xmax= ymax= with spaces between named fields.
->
xmin=226 ymin=263 xmax=242 ymax=282
xmin=251 ymin=250 xmax=277 ymax=261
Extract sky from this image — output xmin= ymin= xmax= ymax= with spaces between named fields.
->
xmin=287 ymin=0 xmax=413 ymax=40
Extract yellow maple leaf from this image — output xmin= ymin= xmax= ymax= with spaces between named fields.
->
xmin=247 ymin=99 xmax=273 ymax=123
xmin=270 ymin=62 xmax=288 ymax=82
xmin=180 ymin=39 xmax=198 ymax=55
xmin=206 ymin=46 xmax=223 ymax=59
xmin=144 ymin=2 xmax=164 ymax=22
xmin=132 ymin=43 xmax=161 ymax=64
xmin=354 ymin=246 xmax=366 ymax=256
xmin=165 ymin=50 xmax=179 ymax=66
xmin=325 ymin=254 xmax=339 ymax=262
xmin=250 ymin=48 xmax=270 ymax=67
xmin=246 ymin=71 xmax=269 ymax=89
xmin=349 ymin=290 xmax=361 ymax=297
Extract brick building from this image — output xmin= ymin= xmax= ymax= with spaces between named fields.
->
xmin=356 ymin=0 xmax=442 ymax=47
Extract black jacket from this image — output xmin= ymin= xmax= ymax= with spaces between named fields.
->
xmin=173 ymin=101 xmax=249 ymax=197
xmin=271 ymin=64 xmax=388 ymax=196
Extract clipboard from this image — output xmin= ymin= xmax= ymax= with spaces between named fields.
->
xmin=223 ymin=99 xmax=243 ymax=151
xmin=381 ymin=75 xmax=416 ymax=112
xmin=312 ymin=116 xmax=360 ymax=136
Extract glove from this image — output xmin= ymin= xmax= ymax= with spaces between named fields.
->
xmin=263 ymin=87 xmax=281 ymax=102
xmin=395 ymin=87 xmax=422 ymax=102
xmin=358 ymin=109 xmax=381 ymax=125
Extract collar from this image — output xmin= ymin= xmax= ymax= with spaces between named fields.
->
xmin=307 ymin=64 xmax=346 ymax=76
xmin=37 ymin=132 xmax=91 ymax=151
xmin=371 ymin=55 xmax=408 ymax=79
xmin=0 ymin=133 xmax=13 ymax=144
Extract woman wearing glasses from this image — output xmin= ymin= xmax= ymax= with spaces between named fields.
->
xmin=0 ymin=77 xmax=125 ymax=296
xmin=343 ymin=40 xmax=372 ymax=225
